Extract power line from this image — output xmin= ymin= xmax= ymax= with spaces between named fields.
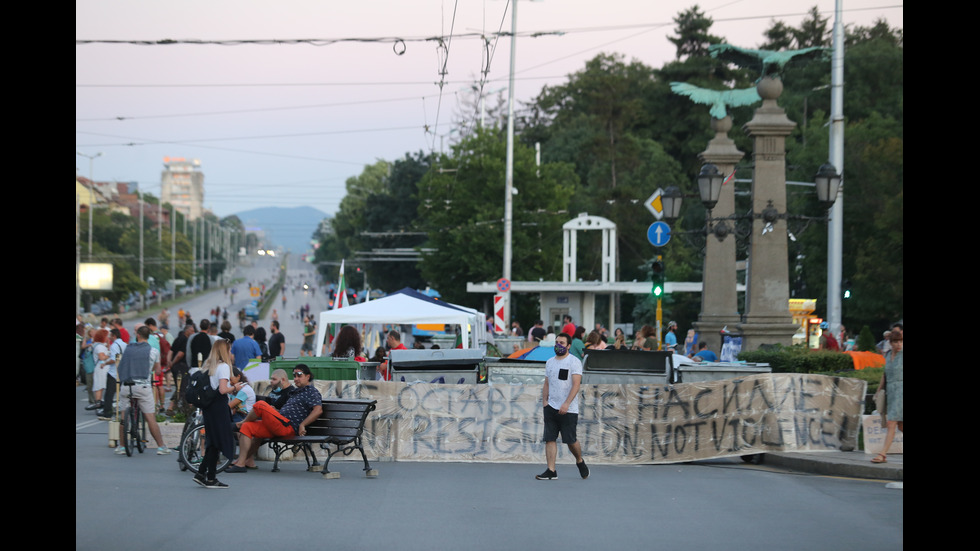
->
xmin=75 ymin=6 xmax=902 ymax=48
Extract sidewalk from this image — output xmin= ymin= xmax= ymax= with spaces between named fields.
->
xmin=763 ymin=450 xmax=903 ymax=481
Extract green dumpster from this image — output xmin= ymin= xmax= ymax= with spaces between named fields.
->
xmin=270 ymin=357 xmax=360 ymax=381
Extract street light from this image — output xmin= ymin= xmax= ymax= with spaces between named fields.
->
xmin=696 ymin=162 xmax=842 ymax=241
xmin=76 ymin=151 xmax=103 ymax=256
xmin=661 ymin=186 xmax=685 ymax=222
xmin=696 ymin=163 xmax=725 ymax=210
xmin=814 ymin=162 xmax=842 ymax=208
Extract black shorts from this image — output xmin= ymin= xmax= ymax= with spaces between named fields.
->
xmin=542 ymin=405 xmax=578 ymax=444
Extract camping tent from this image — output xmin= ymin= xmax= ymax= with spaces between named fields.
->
xmin=314 ymin=288 xmax=485 ymax=355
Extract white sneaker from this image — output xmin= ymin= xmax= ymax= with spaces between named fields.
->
xmin=114 ymin=446 xmax=127 ymax=455
xmin=157 ymin=447 xmax=172 ymax=455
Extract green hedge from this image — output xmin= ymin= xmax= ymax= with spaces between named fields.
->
xmin=737 ymin=344 xmax=854 ymax=373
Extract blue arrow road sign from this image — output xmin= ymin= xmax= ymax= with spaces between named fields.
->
xmin=647 ymin=221 xmax=671 ymax=247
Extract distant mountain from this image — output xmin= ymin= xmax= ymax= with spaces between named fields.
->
xmin=234 ymin=206 xmax=329 ymax=254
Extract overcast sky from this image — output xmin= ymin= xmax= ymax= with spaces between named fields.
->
xmin=76 ymin=0 xmax=902 ymax=240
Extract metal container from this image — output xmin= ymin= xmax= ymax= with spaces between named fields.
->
xmin=675 ymin=362 xmax=772 ymax=383
xmin=581 ymin=349 xmax=674 ymax=385
xmin=357 ymin=362 xmax=380 ymax=381
xmin=389 ymin=349 xmax=484 ymax=384
xmin=486 ymin=359 xmax=546 ymax=385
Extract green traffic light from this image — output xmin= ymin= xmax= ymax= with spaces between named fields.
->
xmin=651 ymin=257 xmax=665 ymax=298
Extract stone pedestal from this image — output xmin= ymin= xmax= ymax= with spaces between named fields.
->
xmin=694 ymin=116 xmax=743 ymax=354
xmin=738 ymin=78 xmax=799 ymax=350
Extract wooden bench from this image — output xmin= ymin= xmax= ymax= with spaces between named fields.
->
xmin=266 ymin=398 xmax=378 ymax=479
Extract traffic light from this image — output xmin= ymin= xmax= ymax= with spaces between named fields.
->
xmin=651 ymin=257 xmax=665 ymax=298
xmin=842 ymin=278 xmax=852 ymax=299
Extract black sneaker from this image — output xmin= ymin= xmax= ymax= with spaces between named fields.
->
xmin=192 ymin=474 xmax=206 ymax=487
xmin=203 ymin=479 xmax=228 ymax=489
xmin=85 ymin=401 xmax=103 ymax=411
xmin=577 ymin=460 xmax=590 ymax=479
xmin=535 ymin=469 xmax=557 ymax=480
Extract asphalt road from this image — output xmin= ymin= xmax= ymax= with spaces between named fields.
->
xmin=76 ymin=393 xmax=903 ymax=551
xmin=78 ymin=255 xmax=903 ymax=550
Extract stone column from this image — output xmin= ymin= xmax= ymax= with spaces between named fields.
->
xmin=693 ymin=116 xmax=743 ymax=355
xmin=738 ymin=77 xmax=799 ymax=350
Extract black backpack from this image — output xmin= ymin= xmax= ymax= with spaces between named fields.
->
xmin=185 ymin=370 xmax=219 ymax=408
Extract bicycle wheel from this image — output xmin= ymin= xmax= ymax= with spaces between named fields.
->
xmin=178 ymin=422 xmax=235 ymax=474
xmin=176 ymin=412 xmax=205 ymax=471
xmin=178 ymin=422 xmax=206 ymax=474
xmin=177 ymin=421 xmax=192 ymax=471
xmin=134 ymin=408 xmax=146 ymax=454
xmin=122 ymin=408 xmax=134 ymax=457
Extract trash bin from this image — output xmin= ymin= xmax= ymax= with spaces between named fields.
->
xmin=390 ymin=349 xmax=484 ymax=384
xmin=270 ymin=357 xmax=360 ymax=381
xmin=674 ymin=362 xmax=771 ymax=383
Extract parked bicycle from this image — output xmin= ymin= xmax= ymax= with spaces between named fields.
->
xmin=119 ymin=381 xmax=147 ymax=456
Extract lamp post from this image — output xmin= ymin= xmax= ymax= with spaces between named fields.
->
xmin=76 ymin=151 xmax=102 ymax=256
xmin=666 ymin=160 xmax=841 ymax=351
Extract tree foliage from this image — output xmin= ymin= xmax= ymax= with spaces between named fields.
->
xmin=311 ymin=8 xmax=903 ymax=334
xmin=416 ymin=127 xmax=577 ymax=305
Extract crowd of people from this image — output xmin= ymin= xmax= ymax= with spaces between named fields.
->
xmin=78 ymin=304 xmax=904 ymax=483
xmin=76 ymin=307 xmax=331 ymax=489
xmin=508 ymin=315 xmax=721 ymax=363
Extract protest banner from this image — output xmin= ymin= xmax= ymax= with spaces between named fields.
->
xmin=313 ymin=373 xmax=865 ymax=465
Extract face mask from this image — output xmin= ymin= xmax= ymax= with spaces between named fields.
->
xmin=554 ymin=342 xmax=568 ymax=356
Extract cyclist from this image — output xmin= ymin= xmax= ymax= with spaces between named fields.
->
xmin=115 ymin=326 xmax=172 ymax=455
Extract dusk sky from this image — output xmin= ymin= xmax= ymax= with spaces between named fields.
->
xmin=76 ymin=0 xmax=902 ymax=231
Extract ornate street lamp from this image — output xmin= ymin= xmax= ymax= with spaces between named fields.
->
xmin=697 ymin=163 xmax=725 ymax=210
xmin=814 ymin=162 xmax=842 ymax=208
xmin=661 ymin=186 xmax=685 ymax=222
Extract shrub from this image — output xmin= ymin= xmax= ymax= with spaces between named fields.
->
xmin=855 ymin=325 xmax=877 ymax=352
xmin=738 ymin=344 xmax=854 ymax=373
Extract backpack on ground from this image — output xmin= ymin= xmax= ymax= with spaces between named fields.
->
xmin=185 ymin=370 xmax=219 ymax=408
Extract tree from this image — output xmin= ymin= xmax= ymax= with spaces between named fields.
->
xmin=328 ymin=159 xmax=391 ymax=262
xmin=667 ymin=5 xmax=725 ymax=60
xmin=358 ymin=152 xmax=432 ymax=291
xmin=314 ymin=153 xmax=434 ymax=292
xmin=417 ymin=127 xmax=577 ymax=305
xmin=792 ymin=6 xmax=831 ymax=48
xmin=526 ymin=53 xmax=657 ymax=190
xmin=760 ymin=20 xmax=795 ymax=50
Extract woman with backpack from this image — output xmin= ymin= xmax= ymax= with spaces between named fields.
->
xmin=195 ymin=339 xmax=236 ymax=489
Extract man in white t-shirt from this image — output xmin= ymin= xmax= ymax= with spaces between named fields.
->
xmin=536 ymin=332 xmax=589 ymax=480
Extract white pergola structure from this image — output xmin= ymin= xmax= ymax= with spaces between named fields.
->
xmin=563 ymin=213 xmax=616 ymax=283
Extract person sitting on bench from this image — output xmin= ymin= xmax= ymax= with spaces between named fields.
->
xmin=226 ymin=364 xmax=322 ymax=473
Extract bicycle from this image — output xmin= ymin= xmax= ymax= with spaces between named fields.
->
xmin=177 ymin=407 xmax=235 ymax=475
xmin=119 ymin=381 xmax=147 ymax=457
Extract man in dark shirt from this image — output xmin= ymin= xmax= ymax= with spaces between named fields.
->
xmin=268 ymin=320 xmax=285 ymax=358
xmin=529 ymin=320 xmax=547 ymax=343
xmin=227 ymin=364 xmax=322 ymax=472
xmin=166 ymin=323 xmax=195 ymax=415
xmin=188 ymin=319 xmax=213 ymax=368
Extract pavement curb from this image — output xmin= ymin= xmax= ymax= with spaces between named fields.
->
xmin=763 ymin=451 xmax=903 ymax=481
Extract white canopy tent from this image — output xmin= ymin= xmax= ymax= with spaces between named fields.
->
xmin=314 ymin=292 xmax=486 ymax=356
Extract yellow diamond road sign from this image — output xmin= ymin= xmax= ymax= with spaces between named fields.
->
xmin=645 ymin=189 xmax=664 ymax=220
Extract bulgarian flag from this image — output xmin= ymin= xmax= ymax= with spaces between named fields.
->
xmin=327 ymin=260 xmax=351 ymax=350
xmin=334 ymin=259 xmax=351 ymax=310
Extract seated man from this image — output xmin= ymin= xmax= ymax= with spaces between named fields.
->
xmin=115 ymin=326 xmax=172 ymax=455
xmin=692 ymin=342 xmax=718 ymax=363
xmin=226 ymin=364 xmax=322 ymax=472
xmin=265 ymin=368 xmax=296 ymax=408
